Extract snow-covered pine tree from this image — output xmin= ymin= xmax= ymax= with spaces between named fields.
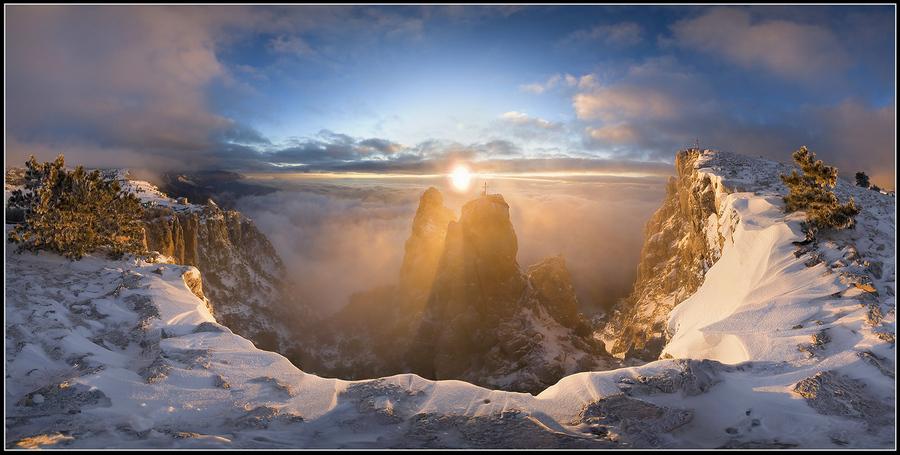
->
xmin=779 ymin=146 xmax=860 ymax=240
xmin=7 ymin=155 xmax=147 ymax=260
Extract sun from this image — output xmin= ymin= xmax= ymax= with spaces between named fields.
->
xmin=450 ymin=165 xmax=473 ymax=191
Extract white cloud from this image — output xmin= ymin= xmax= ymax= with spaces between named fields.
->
xmin=574 ymin=85 xmax=679 ymax=122
xmin=519 ymin=83 xmax=546 ymax=94
xmin=586 ymin=123 xmax=639 ymax=144
xmin=577 ymin=74 xmax=600 ymax=90
xmin=499 ymin=111 xmax=529 ymax=119
xmin=498 ymin=112 xmax=566 ymax=133
xmin=518 ymin=73 xmax=578 ymax=95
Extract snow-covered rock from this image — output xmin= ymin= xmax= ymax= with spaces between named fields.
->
xmin=137 ymin=186 xmax=315 ymax=366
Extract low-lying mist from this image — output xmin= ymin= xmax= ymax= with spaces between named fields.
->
xmin=232 ymin=174 xmax=667 ymax=318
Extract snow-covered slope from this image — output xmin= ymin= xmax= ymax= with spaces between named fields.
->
xmin=4 ymin=150 xmax=895 ymax=449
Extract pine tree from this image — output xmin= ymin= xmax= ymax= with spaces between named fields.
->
xmin=779 ymin=146 xmax=860 ymax=240
xmin=855 ymin=171 xmax=870 ymax=188
xmin=7 ymin=155 xmax=147 ymax=260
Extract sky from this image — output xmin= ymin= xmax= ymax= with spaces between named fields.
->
xmin=4 ymin=4 xmax=896 ymax=189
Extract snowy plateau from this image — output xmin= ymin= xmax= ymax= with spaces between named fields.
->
xmin=4 ymin=149 xmax=896 ymax=449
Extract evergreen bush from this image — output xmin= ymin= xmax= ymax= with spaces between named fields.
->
xmin=779 ymin=146 xmax=860 ymax=239
xmin=7 ymin=155 xmax=147 ymax=260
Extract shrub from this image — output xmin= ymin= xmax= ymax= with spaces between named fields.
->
xmin=7 ymin=155 xmax=147 ymax=260
xmin=780 ymin=146 xmax=860 ymax=239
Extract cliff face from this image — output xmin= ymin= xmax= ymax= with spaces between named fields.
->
xmin=142 ymin=199 xmax=313 ymax=360
xmin=603 ymin=149 xmax=734 ymax=361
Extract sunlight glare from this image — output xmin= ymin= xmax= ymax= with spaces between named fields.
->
xmin=451 ymin=165 xmax=473 ymax=191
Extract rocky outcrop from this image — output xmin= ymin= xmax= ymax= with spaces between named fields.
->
xmin=528 ymin=254 xmax=593 ymax=332
xmin=404 ymin=191 xmax=615 ymax=394
xmin=397 ymin=187 xmax=458 ymax=311
xmin=317 ymin=188 xmax=615 ymax=394
xmin=603 ymin=149 xmax=732 ymax=362
xmin=142 ymin=199 xmax=315 ymax=362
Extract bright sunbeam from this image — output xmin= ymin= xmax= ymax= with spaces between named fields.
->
xmin=450 ymin=165 xmax=473 ymax=191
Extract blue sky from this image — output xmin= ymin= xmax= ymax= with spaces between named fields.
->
xmin=5 ymin=4 xmax=896 ymax=188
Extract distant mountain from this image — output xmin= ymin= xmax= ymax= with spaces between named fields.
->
xmin=152 ymin=170 xmax=279 ymax=211
xmin=4 ymin=149 xmax=895 ymax=449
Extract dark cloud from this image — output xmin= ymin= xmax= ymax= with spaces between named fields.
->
xmin=5 ymin=5 xmax=235 ymax=171
xmin=236 ymin=133 xmax=674 ymax=178
xmin=2 ymin=5 xmax=435 ymax=174
xmin=214 ymin=124 xmax=274 ymax=147
xmin=359 ymin=138 xmax=403 ymax=154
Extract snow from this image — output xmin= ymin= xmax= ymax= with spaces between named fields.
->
xmin=4 ymin=151 xmax=896 ymax=449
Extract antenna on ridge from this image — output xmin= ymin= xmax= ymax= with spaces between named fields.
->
xmin=693 ymin=137 xmax=700 ymax=150
xmin=482 ymin=182 xmax=489 ymax=196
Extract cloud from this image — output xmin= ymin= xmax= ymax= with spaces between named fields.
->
xmin=214 ymin=123 xmax=274 ymax=147
xmin=4 ymin=5 xmax=246 ymax=171
xmin=473 ymin=156 xmax=675 ymax=177
xmin=500 ymin=111 xmax=528 ymax=119
xmin=264 ymin=131 xmax=407 ymax=168
xmin=574 ymin=85 xmax=680 ymax=123
xmin=498 ymin=112 xmax=567 ymax=132
xmin=360 ymin=6 xmax=425 ymax=41
xmin=666 ymin=7 xmax=852 ymax=80
xmin=577 ymin=74 xmax=601 ymax=90
xmin=567 ymin=57 xmax=725 ymax=158
xmin=518 ymin=84 xmax=547 ymax=94
xmin=234 ymin=189 xmax=419 ymax=316
xmin=573 ymin=57 xmax=713 ymax=123
xmin=799 ymin=99 xmax=896 ymax=190
xmin=215 ymin=129 xmax=676 ymax=178
xmin=561 ymin=21 xmax=644 ymax=46
xmin=2 ymin=5 xmax=434 ymax=174
xmin=359 ymin=138 xmax=405 ymax=154
xmin=267 ymin=34 xmax=318 ymax=58
xmin=586 ymin=123 xmax=640 ymax=144
xmin=518 ymin=73 xmax=578 ymax=94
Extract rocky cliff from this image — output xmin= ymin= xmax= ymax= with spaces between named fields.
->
xmin=319 ymin=188 xmax=615 ymax=394
xmin=141 ymin=198 xmax=314 ymax=363
xmin=601 ymin=148 xmax=882 ymax=363
xmin=601 ymin=149 xmax=731 ymax=361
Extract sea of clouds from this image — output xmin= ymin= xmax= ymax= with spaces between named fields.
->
xmin=233 ymin=174 xmax=667 ymax=318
